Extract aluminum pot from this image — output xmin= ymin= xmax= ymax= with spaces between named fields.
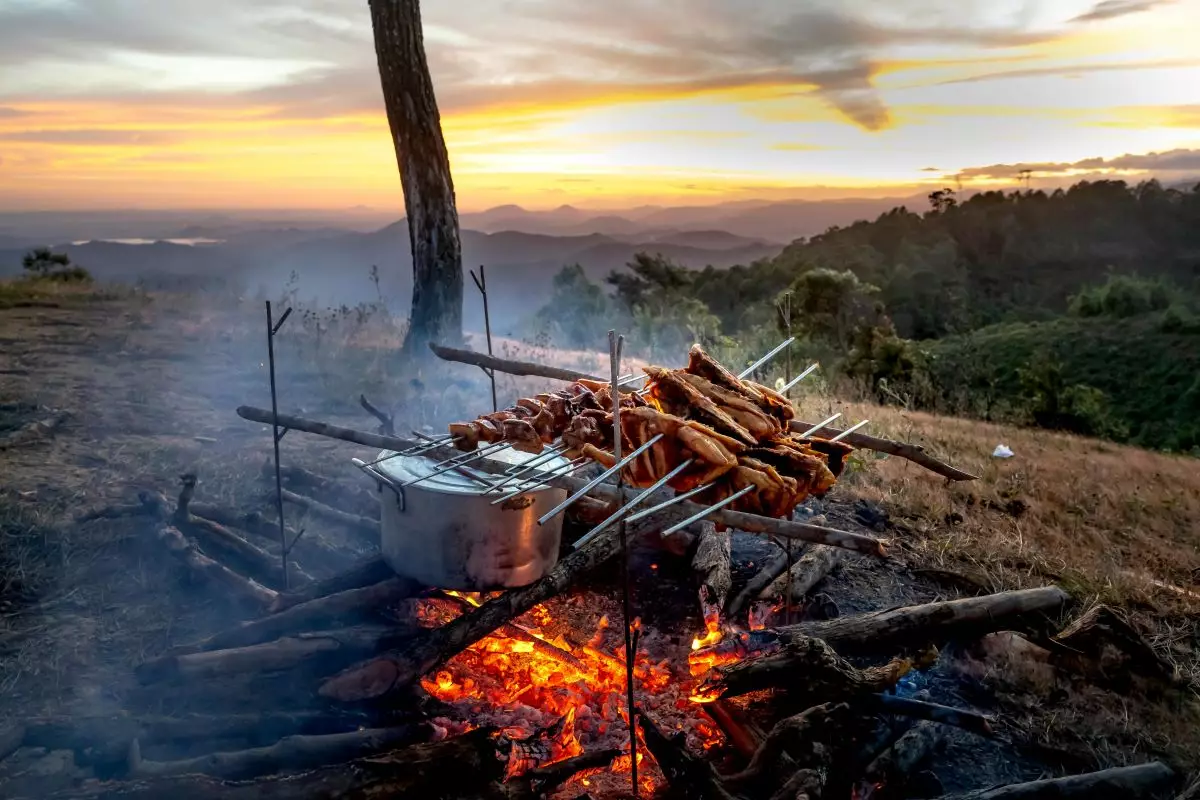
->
xmin=366 ymin=448 xmax=574 ymax=590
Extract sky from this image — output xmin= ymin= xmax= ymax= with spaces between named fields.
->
xmin=1 ymin=0 xmax=1198 ymax=212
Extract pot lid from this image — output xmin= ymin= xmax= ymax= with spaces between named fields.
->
xmin=372 ymin=444 xmax=575 ymax=495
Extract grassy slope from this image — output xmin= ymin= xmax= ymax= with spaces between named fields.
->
xmin=922 ymin=314 xmax=1200 ymax=450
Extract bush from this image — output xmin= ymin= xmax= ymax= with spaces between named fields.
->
xmin=21 ymin=247 xmax=92 ymax=283
xmin=1068 ymin=274 xmax=1176 ymax=319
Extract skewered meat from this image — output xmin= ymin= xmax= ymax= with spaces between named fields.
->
xmin=799 ymin=436 xmax=855 ymax=477
xmin=676 ymin=372 xmax=781 ymax=439
xmin=643 ymin=366 xmax=757 ymax=446
xmin=743 ymin=380 xmax=796 ymax=423
xmin=685 ymin=343 xmax=766 ymax=403
xmin=502 ymin=418 xmax=543 ymax=454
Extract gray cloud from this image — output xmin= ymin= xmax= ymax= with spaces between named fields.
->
xmin=1071 ymin=0 xmax=1175 ymax=23
xmin=957 ymin=148 xmax=1200 ymax=179
xmin=0 ymin=129 xmax=183 ymax=146
xmin=0 ymin=0 xmax=1138 ymax=131
xmin=939 ymin=56 xmax=1200 ymax=85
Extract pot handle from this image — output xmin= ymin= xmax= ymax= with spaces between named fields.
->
xmin=351 ymin=458 xmax=406 ymax=512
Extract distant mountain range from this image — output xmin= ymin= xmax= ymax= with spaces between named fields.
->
xmin=0 ymin=195 xmax=921 ymax=332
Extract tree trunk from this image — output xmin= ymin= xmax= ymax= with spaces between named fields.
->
xmin=369 ymin=0 xmax=463 ymax=360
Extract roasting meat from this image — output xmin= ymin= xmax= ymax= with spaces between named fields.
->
xmin=445 ymin=344 xmax=855 ymax=521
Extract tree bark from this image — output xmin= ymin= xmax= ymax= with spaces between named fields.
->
xmin=692 ymin=522 xmax=732 ymax=612
xmin=778 ymin=586 xmax=1069 ymax=656
xmin=938 ymin=761 xmax=1175 ymax=799
xmin=369 ymin=0 xmax=463 ymax=360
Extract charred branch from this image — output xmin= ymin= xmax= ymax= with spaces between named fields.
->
xmin=637 ymin=708 xmax=743 ymax=800
xmin=157 ymin=577 xmax=420 ymax=657
xmin=866 ymin=694 xmax=995 ymax=738
xmin=695 ymin=634 xmax=914 ymax=702
xmin=280 ymin=489 xmax=378 ymax=541
xmin=779 ymin=586 xmax=1070 ymax=657
xmin=504 ymin=748 xmax=622 ymax=799
xmin=758 ymin=545 xmax=842 ymax=605
xmin=722 ymin=702 xmax=856 ymax=795
xmin=359 ymin=394 xmax=395 ymax=436
xmin=703 ymin=699 xmax=765 ymax=762
xmin=937 ymin=761 xmax=1175 ymax=799
xmin=153 ymin=526 xmax=278 ymax=612
xmin=267 ymin=556 xmax=403 ymax=614
xmin=692 ymin=522 xmax=733 ymax=613
xmin=861 ymin=720 xmax=943 ymax=799
xmin=727 ymin=547 xmax=791 ymax=620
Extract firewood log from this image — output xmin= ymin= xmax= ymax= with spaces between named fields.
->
xmin=267 ymin=556 xmax=406 ymax=613
xmin=152 ymin=578 xmax=419 ymax=659
xmin=695 ymin=634 xmax=914 ymax=702
xmin=280 ymin=489 xmax=378 ymax=541
xmin=937 ymin=761 xmax=1175 ymax=799
xmin=126 ymin=723 xmax=434 ymax=781
xmin=721 ymin=702 xmax=857 ymax=794
xmin=134 ymin=625 xmax=420 ymax=685
xmin=703 ymin=699 xmax=764 ymax=761
xmin=692 ymin=522 xmax=732 ymax=612
xmin=758 ymin=545 xmax=842 ymax=605
xmin=1050 ymin=604 xmax=1178 ymax=686
xmin=153 ymin=527 xmax=277 ymax=612
xmin=860 ymin=720 xmax=943 ymax=799
xmin=637 ymin=708 xmax=744 ymax=800
xmin=865 ymin=694 xmax=995 ymax=738
xmin=727 ymin=548 xmax=791 ymax=620
xmin=777 ymin=586 xmax=1069 ymax=656
xmin=21 ymin=727 xmax=504 ymax=799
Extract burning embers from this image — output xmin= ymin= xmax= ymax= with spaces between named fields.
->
xmin=415 ymin=591 xmax=724 ymax=794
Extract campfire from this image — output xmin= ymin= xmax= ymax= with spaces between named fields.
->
xmin=13 ymin=339 xmax=1183 ymax=800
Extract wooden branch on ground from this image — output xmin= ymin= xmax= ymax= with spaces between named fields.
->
xmin=1051 ymin=604 xmax=1178 ymax=685
xmin=267 ymin=556 xmax=402 ymax=614
xmin=937 ymin=761 xmax=1175 ymax=799
xmin=692 ymin=522 xmax=732 ymax=613
xmin=778 ymin=586 xmax=1070 ymax=657
xmin=866 ymin=694 xmax=995 ymax=738
xmin=430 ymin=342 xmax=600 ymax=383
xmin=703 ymin=699 xmax=764 ymax=761
xmin=262 ymin=461 xmax=380 ymax=519
xmin=134 ymin=625 xmax=420 ymax=685
xmin=788 ymin=419 xmax=977 ymax=482
xmin=358 ymin=394 xmax=394 ymax=435
xmin=759 ymin=545 xmax=842 ymax=605
xmin=505 ymin=749 xmax=622 ymax=799
xmin=319 ymin=515 xmax=633 ymax=703
xmin=175 ymin=475 xmax=311 ymax=588
xmin=637 ymin=708 xmax=744 ymax=800
xmin=186 ymin=504 xmax=348 ymax=574
xmin=727 ymin=548 xmax=791 ymax=620
xmin=127 ymin=723 xmax=433 ymax=781
xmin=770 ymin=769 xmax=825 ymax=800
xmin=24 ymin=727 xmax=503 ymax=800
xmin=153 ymin=527 xmax=278 ymax=612
xmin=695 ymin=634 xmax=914 ymax=702
xmin=236 ymin=406 xmax=888 ymax=556
xmin=721 ymin=702 xmax=856 ymax=794
xmin=861 ymin=720 xmax=943 ymax=799
xmin=280 ymin=489 xmax=378 ymax=539
xmin=154 ymin=578 xmax=420 ymax=658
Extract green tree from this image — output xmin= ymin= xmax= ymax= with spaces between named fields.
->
xmin=532 ymin=264 xmax=614 ymax=348
xmin=21 ymin=248 xmax=91 ymax=282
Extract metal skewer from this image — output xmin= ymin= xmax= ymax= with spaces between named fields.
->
xmin=660 ymin=485 xmax=755 ymax=537
xmin=828 ymin=419 xmax=870 ymax=443
xmin=796 ymin=413 xmax=841 ymax=440
xmin=738 ymin=336 xmax=795 ymax=379
xmin=781 ymin=362 xmax=819 ymax=393
xmin=488 ymin=455 xmax=588 ymax=505
xmin=536 ymin=433 xmax=664 ymax=526
xmin=482 ymin=443 xmax=569 ymax=494
xmin=399 ymin=440 xmax=513 ymax=486
xmin=623 ymin=477 xmax=720 ymax=525
xmin=570 ymin=458 xmax=695 ymax=550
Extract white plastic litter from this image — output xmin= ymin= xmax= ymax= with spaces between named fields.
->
xmin=992 ymin=444 xmax=1014 ymax=458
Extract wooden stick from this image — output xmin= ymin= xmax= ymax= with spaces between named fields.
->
xmin=507 ymin=748 xmax=622 ymax=799
xmin=262 ymin=461 xmax=380 ymax=519
xmin=727 ymin=548 xmax=791 ymax=620
xmin=703 ymin=700 xmax=763 ymax=761
xmin=236 ymin=407 xmax=888 ymax=556
xmin=359 ymin=394 xmax=394 ymax=435
xmin=430 ymin=342 xmax=600 ymax=383
xmin=692 ymin=522 xmax=732 ymax=613
xmin=867 ymin=694 xmax=995 ymax=737
xmin=788 ymin=419 xmax=978 ymax=482
xmin=127 ymin=723 xmax=434 ymax=780
xmin=157 ymin=578 xmax=419 ymax=657
xmin=779 ymin=586 xmax=1070 ymax=656
xmin=1051 ymin=604 xmax=1178 ymax=685
xmin=637 ymin=708 xmax=744 ymax=800
xmin=280 ymin=489 xmax=378 ymax=538
xmin=268 ymin=556 xmax=403 ymax=613
xmin=319 ymin=515 xmax=632 ymax=703
xmin=937 ymin=762 xmax=1175 ymax=799
xmin=722 ymin=702 xmax=856 ymax=792
xmin=134 ymin=625 xmax=420 ymax=685
xmin=695 ymin=634 xmax=914 ymax=702
xmin=154 ymin=527 xmax=278 ymax=611
xmin=758 ymin=545 xmax=841 ymax=604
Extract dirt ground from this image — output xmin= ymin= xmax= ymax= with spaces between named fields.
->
xmin=1 ymin=282 xmax=1197 ymax=795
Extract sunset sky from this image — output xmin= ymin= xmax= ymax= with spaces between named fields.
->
xmin=1 ymin=0 xmax=1199 ymax=211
